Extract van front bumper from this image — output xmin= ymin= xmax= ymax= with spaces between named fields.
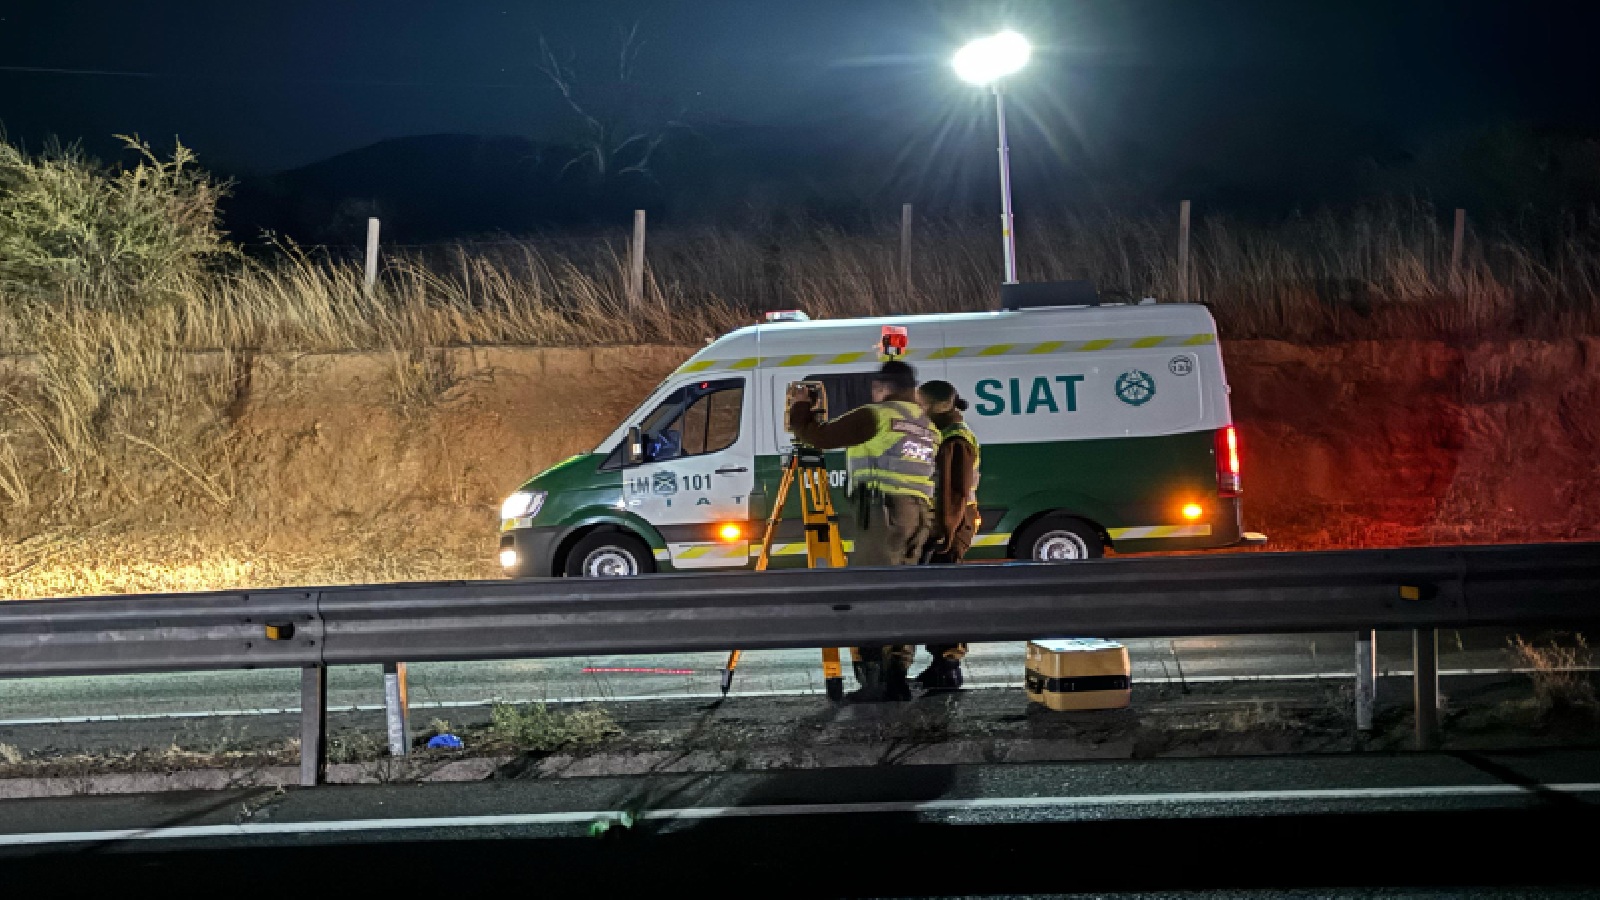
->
xmin=498 ymin=526 xmax=563 ymax=578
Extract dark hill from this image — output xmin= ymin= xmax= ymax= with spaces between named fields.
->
xmin=227 ymin=133 xmax=662 ymax=245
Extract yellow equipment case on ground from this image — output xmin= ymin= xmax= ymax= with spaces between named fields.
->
xmin=1025 ymin=638 xmax=1132 ymax=711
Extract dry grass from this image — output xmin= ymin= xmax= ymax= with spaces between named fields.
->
xmin=4 ymin=205 xmax=1599 ymax=361
xmin=1509 ymin=634 xmax=1597 ymax=714
xmin=0 ymin=741 xmax=298 ymax=779
xmin=0 ymin=531 xmax=497 ymax=599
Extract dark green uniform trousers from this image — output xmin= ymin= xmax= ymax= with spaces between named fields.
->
xmin=850 ymin=493 xmax=932 ymax=689
xmin=925 ymin=503 xmax=978 ymax=662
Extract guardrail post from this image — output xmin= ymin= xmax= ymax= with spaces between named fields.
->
xmin=383 ymin=662 xmax=411 ymax=757
xmin=1355 ymin=629 xmax=1376 ymax=731
xmin=1412 ymin=628 xmax=1440 ymax=750
xmin=300 ymin=665 xmax=328 ymax=786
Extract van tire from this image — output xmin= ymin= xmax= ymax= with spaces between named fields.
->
xmin=1014 ymin=516 xmax=1104 ymax=562
xmin=563 ymin=530 xmax=656 ymax=578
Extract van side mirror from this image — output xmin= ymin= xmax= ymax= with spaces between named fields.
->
xmin=624 ymin=425 xmax=645 ymax=467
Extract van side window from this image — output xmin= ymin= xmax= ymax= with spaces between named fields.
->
xmin=635 ymin=378 xmax=744 ymax=463
xmin=678 ymin=384 xmax=744 ymax=455
xmin=801 ymin=371 xmax=878 ymax=418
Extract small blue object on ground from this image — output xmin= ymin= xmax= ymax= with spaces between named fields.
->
xmin=427 ymin=734 xmax=463 ymax=750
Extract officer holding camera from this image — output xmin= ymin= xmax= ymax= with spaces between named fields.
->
xmin=787 ymin=360 xmax=939 ymax=701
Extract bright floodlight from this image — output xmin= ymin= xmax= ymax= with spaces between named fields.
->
xmin=953 ymin=30 xmax=1031 ymax=85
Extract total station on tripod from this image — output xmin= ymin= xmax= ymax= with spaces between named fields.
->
xmin=784 ymin=380 xmax=830 ymax=435
xmin=723 ymin=376 xmax=850 ymax=699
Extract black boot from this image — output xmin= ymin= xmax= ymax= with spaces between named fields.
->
xmin=846 ymin=661 xmax=887 ymax=702
xmin=884 ymin=660 xmax=914 ymax=701
xmin=913 ymin=658 xmax=964 ymax=693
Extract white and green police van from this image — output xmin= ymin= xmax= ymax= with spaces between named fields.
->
xmin=498 ymin=298 xmax=1262 ymax=577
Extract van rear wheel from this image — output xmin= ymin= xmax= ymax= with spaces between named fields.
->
xmin=1015 ymin=516 xmax=1103 ymax=562
xmin=564 ymin=531 xmax=655 ymax=578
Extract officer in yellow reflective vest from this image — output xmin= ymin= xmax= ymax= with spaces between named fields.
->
xmin=788 ymin=360 xmax=938 ymax=701
xmin=913 ymin=380 xmax=981 ymax=692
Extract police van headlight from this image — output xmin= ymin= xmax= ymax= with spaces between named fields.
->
xmin=500 ymin=491 xmax=546 ymax=522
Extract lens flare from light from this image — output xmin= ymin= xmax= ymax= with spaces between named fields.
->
xmin=953 ymin=30 xmax=1032 ymax=85
xmin=1182 ymin=504 xmax=1204 ymax=521
xmin=498 ymin=548 xmax=519 ymax=569
xmin=718 ymin=523 xmax=743 ymax=542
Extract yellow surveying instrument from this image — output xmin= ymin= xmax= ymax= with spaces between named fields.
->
xmin=720 ymin=381 xmax=851 ymax=700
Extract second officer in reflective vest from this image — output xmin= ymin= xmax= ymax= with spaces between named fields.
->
xmin=788 ymin=360 xmax=938 ymax=701
xmin=913 ymin=379 xmax=981 ymax=691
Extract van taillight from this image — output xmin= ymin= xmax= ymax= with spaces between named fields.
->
xmin=1215 ymin=426 xmax=1241 ymax=497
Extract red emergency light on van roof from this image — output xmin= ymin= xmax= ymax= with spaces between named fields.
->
xmin=764 ymin=310 xmax=810 ymax=323
xmin=880 ymin=326 xmax=909 ymax=358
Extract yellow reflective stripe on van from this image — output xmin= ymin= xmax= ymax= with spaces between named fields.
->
xmin=673 ymin=334 xmax=1214 ymax=374
xmin=1108 ymin=524 xmax=1213 ymax=540
xmin=671 ymin=543 xmax=749 ymax=560
xmin=970 ymin=533 xmax=1011 ymax=547
xmin=753 ymin=541 xmax=857 ymax=557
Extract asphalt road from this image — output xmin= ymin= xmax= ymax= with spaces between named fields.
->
xmin=0 ymin=750 xmax=1597 ymax=894
xmin=0 ymin=628 xmax=1545 ymax=726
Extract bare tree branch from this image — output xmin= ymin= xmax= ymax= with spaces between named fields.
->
xmin=535 ymin=22 xmax=684 ymax=183
xmin=617 ymin=22 xmax=644 ymax=83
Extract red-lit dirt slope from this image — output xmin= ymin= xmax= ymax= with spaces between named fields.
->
xmin=1228 ymin=339 xmax=1600 ymax=549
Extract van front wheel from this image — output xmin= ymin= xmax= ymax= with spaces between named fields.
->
xmin=1015 ymin=516 xmax=1103 ymax=562
xmin=564 ymin=531 xmax=655 ymax=577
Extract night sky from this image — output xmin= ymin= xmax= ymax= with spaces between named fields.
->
xmin=4 ymin=1 xmax=1599 ymax=234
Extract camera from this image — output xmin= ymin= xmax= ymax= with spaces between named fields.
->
xmin=784 ymin=380 xmax=829 ymax=432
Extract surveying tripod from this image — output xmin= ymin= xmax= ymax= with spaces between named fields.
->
xmin=719 ymin=442 xmax=852 ymax=700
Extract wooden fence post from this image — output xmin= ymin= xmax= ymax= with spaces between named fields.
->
xmin=629 ymin=210 xmax=647 ymax=307
xmin=1450 ymin=208 xmax=1466 ymax=290
xmin=1177 ymin=200 xmax=1192 ymax=301
xmin=364 ymin=217 xmax=381 ymax=298
xmin=900 ymin=203 xmax=914 ymax=301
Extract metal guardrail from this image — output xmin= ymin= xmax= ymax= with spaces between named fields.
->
xmin=2 ymin=541 xmax=1598 ymax=784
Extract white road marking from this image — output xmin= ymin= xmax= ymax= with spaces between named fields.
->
xmin=1 ymin=782 xmax=1597 ymax=846
xmin=1 ymin=666 xmax=1591 ymax=727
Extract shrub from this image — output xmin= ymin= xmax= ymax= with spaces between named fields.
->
xmin=0 ymin=134 xmax=233 ymax=307
xmin=489 ymin=701 xmax=620 ymax=751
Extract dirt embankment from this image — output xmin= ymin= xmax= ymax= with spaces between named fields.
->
xmin=1231 ymin=339 xmax=1600 ymax=548
xmin=2 ymin=339 xmax=1598 ymax=597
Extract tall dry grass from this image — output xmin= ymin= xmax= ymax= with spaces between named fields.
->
xmin=6 ymin=204 xmax=1599 ymax=361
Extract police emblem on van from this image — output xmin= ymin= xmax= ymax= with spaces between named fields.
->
xmin=652 ymin=471 xmax=679 ymax=495
xmin=1115 ymin=370 xmax=1157 ymax=406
